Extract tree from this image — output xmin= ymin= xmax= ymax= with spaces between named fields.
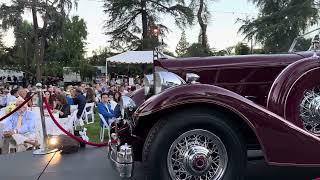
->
xmin=45 ymin=16 xmax=87 ymax=66
xmin=163 ymin=50 xmax=175 ymax=57
xmin=190 ymin=0 xmax=215 ymax=48
xmin=0 ymin=0 xmax=78 ymax=81
xmin=0 ymin=30 xmax=4 ymax=56
xmin=175 ymin=30 xmax=190 ymax=57
xmin=77 ymin=60 xmax=97 ymax=81
xmin=235 ymin=42 xmax=250 ymax=55
xmin=239 ymin=0 xmax=318 ymax=53
xmin=103 ymin=0 xmax=194 ymax=51
xmin=13 ymin=21 xmax=35 ymax=70
xmin=184 ymin=43 xmax=213 ymax=57
xmin=89 ymin=47 xmax=118 ymax=66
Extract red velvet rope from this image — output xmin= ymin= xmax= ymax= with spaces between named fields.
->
xmin=0 ymin=94 xmax=35 ymax=122
xmin=43 ymin=97 xmax=109 ymax=147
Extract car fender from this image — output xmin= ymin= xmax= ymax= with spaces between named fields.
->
xmin=267 ymin=56 xmax=320 ymax=128
xmin=135 ymin=84 xmax=320 ymax=166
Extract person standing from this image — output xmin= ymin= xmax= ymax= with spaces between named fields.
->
xmin=72 ymin=88 xmax=87 ymax=147
xmin=73 ymin=88 xmax=86 ymax=120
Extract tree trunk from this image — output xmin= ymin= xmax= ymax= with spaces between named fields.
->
xmin=198 ymin=0 xmax=207 ymax=48
xmin=141 ymin=0 xmax=148 ymax=50
xmin=31 ymin=0 xmax=41 ymax=82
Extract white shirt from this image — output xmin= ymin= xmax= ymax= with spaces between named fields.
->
xmin=121 ymin=90 xmax=128 ymax=96
xmin=109 ymin=100 xmax=117 ymax=110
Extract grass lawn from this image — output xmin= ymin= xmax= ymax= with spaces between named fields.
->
xmin=84 ymin=111 xmax=108 ymax=143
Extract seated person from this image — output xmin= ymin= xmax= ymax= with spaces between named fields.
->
xmin=97 ymin=93 xmax=115 ymax=126
xmin=113 ymin=91 xmax=122 ymax=118
xmin=54 ymin=94 xmax=71 ymax=118
xmin=1 ymin=98 xmax=37 ymax=154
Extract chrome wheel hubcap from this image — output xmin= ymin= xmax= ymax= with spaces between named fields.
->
xmin=300 ymin=88 xmax=320 ymax=134
xmin=183 ymin=146 xmax=212 ymax=176
xmin=167 ymin=129 xmax=228 ymax=180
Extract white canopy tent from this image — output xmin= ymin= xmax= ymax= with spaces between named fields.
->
xmin=105 ymin=51 xmax=175 ymax=75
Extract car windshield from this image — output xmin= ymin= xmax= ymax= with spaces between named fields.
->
xmin=289 ymin=28 xmax=320 ymax=53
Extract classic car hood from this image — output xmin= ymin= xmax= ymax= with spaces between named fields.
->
xmin=154 ymin=53 xmax=311 ymax=107
xmin=155 ymin=53 xmax=305 ymax=71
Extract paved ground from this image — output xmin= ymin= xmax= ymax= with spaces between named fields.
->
xmin=0 ymin=147 xmax=319 ymax=180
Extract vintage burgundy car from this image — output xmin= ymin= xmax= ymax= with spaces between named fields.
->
xmin=108 ymin=30 xmax=320 ymax=180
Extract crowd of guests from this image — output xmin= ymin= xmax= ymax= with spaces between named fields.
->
xmin=0 ymin=80 xmax=143 ymax=154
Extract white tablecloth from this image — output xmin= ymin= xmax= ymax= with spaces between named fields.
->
xmin=44 ymin=115 xmax=73 ymax=136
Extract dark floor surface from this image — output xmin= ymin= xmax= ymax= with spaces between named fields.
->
xmin=0 ymin=147 xmax=319 ymax=180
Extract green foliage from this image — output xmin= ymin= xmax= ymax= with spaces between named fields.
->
xmin=252 ymin=48 xmax=266 ymax=54
xmin=239 ymin=0 xmax=319 ymax=53
xmin=291 ymin=37 xmax=312 ymax=52
xmin=89 ymin=47 xmax=118 ymax=66
xmin=13 ymin=21 xmax=35 ymax=68
xmin=103 ymin=0 xmax=194 ymax=50
xmin=175 ymin=30 xmax=190 ymax=57
xmin=235 ymin=42 xmax=250 ymax=55
xmin=184 ymin=43 xmax=213 ymax=57
xmin=0 ymin=0 xmax=79 ymax=81
xmin=163 ymin=50 xmax=175 ymax=57
xmin=43 ymin=61 xmax=64 ymax=77
xmin=77 ymin=60 xmax=98 ymax=81
xmin=45 ymin=16 xmax=87 ymax=66
xmin=212 ymin=49 xmax=228 ymax=56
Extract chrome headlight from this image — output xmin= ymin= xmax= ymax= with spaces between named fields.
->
xmin=154 ymin=71 xmax=186 ymax=94
xmin=119 ymin=96 xmax=136 ymax=118
xmin=143 ymin=74 xmax=153 ymax=96
xmin=119 ymin=96 xmax=136 ymax=111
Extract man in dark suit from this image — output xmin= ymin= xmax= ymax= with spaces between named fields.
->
xmin=73 ymin=88 xmax=86 ymax=119
xmin=72 ymin=88 xmax=87 ymax=147
xmin=97 ymin=93 xmax=114 ymax=126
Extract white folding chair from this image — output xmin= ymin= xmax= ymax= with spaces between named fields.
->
xmin=72 ymin=110 xmax=84 ymax=130
xmin=98 ymin=113 xmax=110 ymax=142
xmin=70 ymin=105 xmax=78 ymax=114
xmin=84 ymin=103 xmax=95 ymax=124
xmin=60 ymin=116 xmax=74 ymax=135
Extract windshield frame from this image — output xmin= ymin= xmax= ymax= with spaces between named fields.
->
xmin=288 ymin=28 xmax=320 ymax=53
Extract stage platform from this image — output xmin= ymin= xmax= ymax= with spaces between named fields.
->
xmin=0 ymin=147 xmax=319 ymax=180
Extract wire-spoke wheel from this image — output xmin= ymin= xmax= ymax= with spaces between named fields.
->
xmin=142 ymin=109 xmax=246 ymax=180
xmin=167 ymin=129 xmax=228 ymax=180
xmin=300 ymin=87 xmax=320 ymax=134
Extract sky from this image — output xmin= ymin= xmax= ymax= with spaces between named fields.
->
xmin=2 ymin=0 xmax=258 ymax=56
